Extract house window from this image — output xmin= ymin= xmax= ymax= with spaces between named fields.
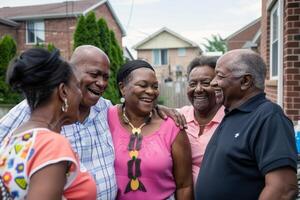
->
xmin=270 ymin=2 xmax=279 ymax=79
xmin=153 ymin=49 xmax=168 ymax=65
xmin=26 ymin=20 xmax=45 ymax=44
xmin=178 ymin=48 xmax=186 ymax=56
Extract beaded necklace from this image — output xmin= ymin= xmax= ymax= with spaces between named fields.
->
xmin=122 ymin=106 xmax=152 ymax=193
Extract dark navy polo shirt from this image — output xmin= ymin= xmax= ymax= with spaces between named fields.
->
xmin=195 ymin=93 xmax=297 ymax=200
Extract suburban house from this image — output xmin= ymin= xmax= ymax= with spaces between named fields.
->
xmin=0 ymin=0 xmax=125 ymax=58
xmin=228 ymin=0 xmax=300 ymax=121
xmin=261 ymin=0 xmax=300 ymax=121
xmin=226 ymin=18 xmax=261 ymax=52
xmin=133 ymin=27 xmax=202 ymax=82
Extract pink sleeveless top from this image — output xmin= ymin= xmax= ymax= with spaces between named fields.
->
xmin=108 ymin=106 xmax=180 ymax=200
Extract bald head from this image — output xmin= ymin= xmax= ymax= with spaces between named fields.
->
xmin=70 ymin=45 xmax=110 ymax=67
xmin=218 ymin=49 xmax=266 ymax=90
xmin=69 ymin=45 xmax=111 ymax=109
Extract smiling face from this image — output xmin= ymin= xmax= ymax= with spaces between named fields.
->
xmin=210 ymin=54 xmax=243 ymax=109
xmin=76 ymin=51 xmax=110 ymax=108
xmin=187 ymin=65 xmax=217 ymax=113
xmin=120 ymin=68 xmax=159 ymax=115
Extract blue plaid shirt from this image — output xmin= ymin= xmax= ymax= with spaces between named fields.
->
xmin=0 ymin=98 xmax=117 ymax=200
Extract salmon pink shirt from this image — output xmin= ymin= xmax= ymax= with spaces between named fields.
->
xmin=178 ymin=106 xmax=225 ymax=184
xmin=0 ymin=128 xmax=96 ymax=200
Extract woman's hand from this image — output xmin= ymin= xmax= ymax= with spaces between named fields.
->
xmin=155 ymin=105 xmax=187 ymax=130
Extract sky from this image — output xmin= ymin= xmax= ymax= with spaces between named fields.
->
xmin=0 ymin=0 xmax=261 ymax=57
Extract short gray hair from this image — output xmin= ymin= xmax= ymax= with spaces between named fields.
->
xmin=229 ymin=50 xmax=266 ymax=90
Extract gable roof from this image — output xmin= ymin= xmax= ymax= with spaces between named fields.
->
xmin=225 ymin=18 xmax=261 ymax=40
xmin=0 ymin=0 xmax=125 ymax=36
xmin=133 ymin=27 xmax=200 ymax=50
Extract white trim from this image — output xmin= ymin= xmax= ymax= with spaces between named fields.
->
xmin=277 ymin=0 xmax=284 ymax=107
xmin=9 ymin=12 xmax=81 ymax=20
xmin=83 ymin=0 xmax=106 ymax=15
xmin=0 ymin=17 xmax=19 ymax=27
xmin=25 ymin=20 xmax=45 ymax=45
xmin=251 ymin=28 xmax=261 ymax=44
xmin=152 ymin=49 xmax=168 ymax=65
xmin=269 ymin=2 xmax=279 ymax=80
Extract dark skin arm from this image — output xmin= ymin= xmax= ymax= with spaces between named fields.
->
xmin=156 ymin=105 xmax=187 ymax=130
xmin=172 ymin=130 xmax=194 ymax=200
xmin=258 ymin=167 xmax=298 ymax=200
xmin=26 ymin=161 xmax=68 ymax=200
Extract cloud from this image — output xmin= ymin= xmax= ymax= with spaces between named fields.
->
xmin=225 ymin=1 xmax=261 ymax=17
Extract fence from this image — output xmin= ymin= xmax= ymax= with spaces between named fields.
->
xmin=158 ymin=81 xmax=190 ymax=108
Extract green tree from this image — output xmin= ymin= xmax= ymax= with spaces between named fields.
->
xmin=102 ymin=30 xmax=124 ymax=105
xmin=73 ymin=15 xmax=88 ymax=49
xmin=47 ymin=43 xmax=56 ymax=52
xmin=97 ymin=18 xmax=111 ymax=56
xmin=202 ymin=34 xmax=227 ymax=54
xmin=0 ymin=35 xmax=22 ymax=104
xmin=85 ymin=12 xmax=101 ymax=48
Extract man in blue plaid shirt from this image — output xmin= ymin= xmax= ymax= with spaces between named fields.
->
xmin=0 ymin=45 xmax=117 ymax=200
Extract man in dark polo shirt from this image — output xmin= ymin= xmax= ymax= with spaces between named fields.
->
xmin=196 ymin=49 xmax=298 ymax=200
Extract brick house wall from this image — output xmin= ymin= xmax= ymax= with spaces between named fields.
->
xmin=14 ymin=18 xmax=76 ymax=58
xmin=93 ymin=4 xmax=122 ymax=45
xmin=1 ymin=2 xmax=123 ymax=59
xmin=137 ymin=47 xmax=201 ymax=82
xmin=261 ymin=0 xmax=300 ymax=121
xmin=0 ymin=24 xmax=18 ymax=40
xmin=227 ymin=20 xmax=261 ymax=50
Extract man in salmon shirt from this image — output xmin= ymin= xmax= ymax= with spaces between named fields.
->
xmin=178 ymin=56 xmax=225 ymax=184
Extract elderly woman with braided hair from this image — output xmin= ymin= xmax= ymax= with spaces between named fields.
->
xmin=107 ymin=60 xmax=193 ymax=200
xmin=0 ymin=48 xmax=96 ymax=200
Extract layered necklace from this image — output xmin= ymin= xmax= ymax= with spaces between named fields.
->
xmin=122 ymin=106 xmax=152 ymax=193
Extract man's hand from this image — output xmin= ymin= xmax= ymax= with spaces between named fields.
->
xmin=155 ymin=105 xmax=187 ymax=130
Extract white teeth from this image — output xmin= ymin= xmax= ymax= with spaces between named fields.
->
xmin=140 ymin=98 xmax=152 ymax=102
xmin=194 ymin=96 xmax=206 ymax=99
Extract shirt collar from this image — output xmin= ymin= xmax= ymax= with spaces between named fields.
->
xmin=225 ymin=92 xmax=267 ymax=114
xmin=186 ymin=105 xmax=225 ymax=125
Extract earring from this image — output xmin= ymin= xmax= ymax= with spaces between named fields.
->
xmin=120 ymin=97 xmax=125 ymax=104
xmin=62 ymin=98 xmax=69 ymax=112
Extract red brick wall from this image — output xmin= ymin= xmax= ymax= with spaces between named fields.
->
xmin=262 ymin=0 xmax=300 ymax=121
xmin=227 ymin=20 xmax=261 ymax=50
xmin=93 ymin=3 xmax=123 ymax=46
xmin=45 ymin=18 xmax=77 ymax=59
xmin=14 ymin=19 xmax=76 ymax=59
xmin=283 ymin=0 xmax=300 ymax=121
xmin=0 ymin=24 xmax=18 ymax=41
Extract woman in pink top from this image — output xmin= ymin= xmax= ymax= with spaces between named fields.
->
xmin=108 ymin=60 xmax=193 ymax=200
xmin=0 ymin=48 xmax=96 ymax=200
xmin=178 ymin=56 xmax=225 ymax=184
